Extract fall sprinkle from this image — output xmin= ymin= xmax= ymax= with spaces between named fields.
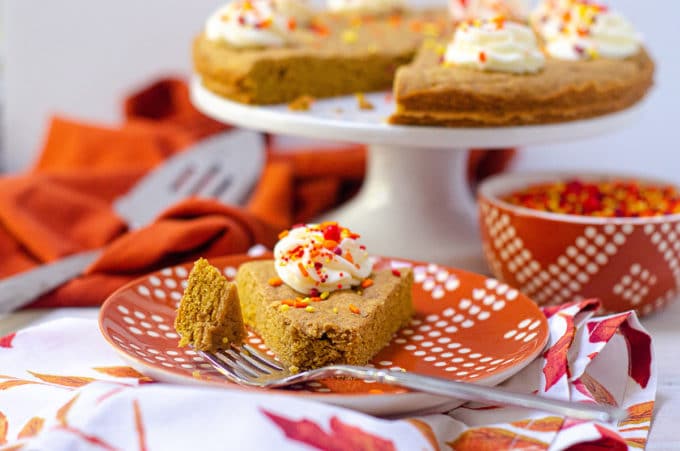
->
xmin=504 ymin=179 xmax=680 ymax=217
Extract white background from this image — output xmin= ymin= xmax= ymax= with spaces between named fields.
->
xmin=1 ymin=0 xmax=678 ymax=179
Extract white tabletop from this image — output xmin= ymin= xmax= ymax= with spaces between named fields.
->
xmin=1 ymin=300 xmax=678 ymax=448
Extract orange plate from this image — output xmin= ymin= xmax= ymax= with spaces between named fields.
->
xmin=99 ymin=255 xmax=548 ymax=411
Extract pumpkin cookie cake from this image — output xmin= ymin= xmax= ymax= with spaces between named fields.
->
xmin=389 ymin=1 xmax=654 ymax=126
xmin=193 ymin=0 xmax=451 ymax=105
xmin=236 ymin=222 xmax=413 ymax=371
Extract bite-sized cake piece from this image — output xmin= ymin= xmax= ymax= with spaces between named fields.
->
xmin=194 ymin=0 xmax=450 ymax=105
xmin=389 ymin=14 xmax=654 ymax=126
xmin=236 ymin=223 xmax=413 ymax=371
xmin=175 ymin=258 xmax=247 ymax=352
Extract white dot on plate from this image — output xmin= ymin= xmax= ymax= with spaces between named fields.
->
xmin=405 ymin=345 xmax=416 ymax=351
xmin=443 ymin=308 xmax=455 ymax=317
xmin=504 ymin=330 xmax=517 ymax=339
xmin=477 ymin=311 xmax=491 ymax=321
xmin=164 ymin=279 xmax=178 ymax=289
xmin=458 ymin=347 xmax=471 ymax=354
xmin=424 ymin=356 xmax=437 ymax=362
xmin=165 ymin=332 xmax=179 ymax=339
xmin=461 ymin=320 xmax=474 ymax=328
xmin=414 ymin=351 xmax=426 ymax=357
xmin=438 ymin=337 xmax=451 ymax=344
xmin=134 ymin=311 xmax=146 ymax=319
xmin=459 ymin=299 xmax=472 ymax=310
xmin=117 ymin=305 xmax=130 ymax=314
xmin=137 ymin=286 xmax=150 ymax=297
xmin=174 ymin=267 xmax=188 ymax=278
xmin=447 ymin=342 xmax=461 ymax=349
xmin=492 ymin=301 xmax=506 ymax=311
xmin=123 ymin=317 xmax=135 ymax=325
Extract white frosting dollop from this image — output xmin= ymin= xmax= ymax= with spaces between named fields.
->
xmin=205 ymin=0 xmax=310 ymax=48
xmin=449 ymin=0 xmax=529 ymax=22
xmin=532 ymin=1 xmax=642 ymax=60
xmin=327 ymin=0 xmax=405 ymax=16
xmin=444 ymin=18 xmax=545 ymax=74
xmin=274 ymin=223 xmax=373 ymax=294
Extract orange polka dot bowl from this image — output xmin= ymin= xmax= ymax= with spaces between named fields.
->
xmin=478 ymin=172 xmax=680 ymax=317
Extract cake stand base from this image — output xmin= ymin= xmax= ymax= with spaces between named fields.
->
xmin=317 ymin=145 xmax=485 ymax=272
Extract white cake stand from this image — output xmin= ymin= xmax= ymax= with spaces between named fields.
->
xmin=191 ymin=77 xmax=641 ymax=272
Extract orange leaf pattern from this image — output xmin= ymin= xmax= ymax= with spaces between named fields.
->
xmin=625 ymin=437 xmax=647 ymax=449
xmin=448 ymin=427 xmax=549 ymax=451
xmin=587 ymin=314 xmax=629 ymax=343
xmin=28 ymin=372 xmax=95 ymax=388
xmin=405 ymin=419 xmax=439 ymax=451
xmin=0 ymin=380 xmax=39 ymax=391
xmin=93 ymin=366 xmax=153 ymax=383
xmin=578 ymin=373 xmax=618 ymax=406
xmin=133 ymin=400 xmax=148 ymax=451
xmin=262 ymin=408 xmax=396 ymax=451
xmin=56 ymin=394 xmax=80 ymax=426
xmin=17 ymin=417 xmax=44 ymax=439
xmin=619 ymin=401 xmax=654 ymax=427
xmin=543 ymin=313 xmax=575 ymax=391
xmin=0 ymin=411 xmax=7 ymax=445
xmin=510 ymin=416 xmax=564 ymax=432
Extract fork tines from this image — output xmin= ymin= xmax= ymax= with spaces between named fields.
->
xmin=199 ymin=343 xmax=284 ymax=384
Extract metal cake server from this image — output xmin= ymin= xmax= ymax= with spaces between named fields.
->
xmin=0 ymin=130 xmax=265 ymax=314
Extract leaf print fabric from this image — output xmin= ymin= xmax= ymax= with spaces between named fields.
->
xmin=0 ymin=301 xmax=656 ymax=450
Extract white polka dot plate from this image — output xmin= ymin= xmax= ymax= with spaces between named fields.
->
xmin=99 ymin=254 xmax=548 ymax=416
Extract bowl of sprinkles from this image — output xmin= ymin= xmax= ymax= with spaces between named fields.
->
xmin=477 ymin=172 xmax=680 ymax=316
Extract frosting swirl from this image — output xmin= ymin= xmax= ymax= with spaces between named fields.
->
xmin=444 ymin=17 xmax=545 ymax=74
xmin=274 ymin=223 xmax=373 ymax=294
xmin=449 ymin=0 xmax=529 ymax=22
xmin=205 ymin=0 xmax=310 ymax=48
xmin=532 ymin=1 xmax=642 ymax=60
xmin=327 ymin=0 xmax=405 ymax=16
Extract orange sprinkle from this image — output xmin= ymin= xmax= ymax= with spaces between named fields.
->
xmin=345 ymin=252 xmax=354 ymax=263
xmin=479 ymin=51 xmax=487 ymax=63
xmin=281 ymin=299 xmax=296 ymax=306
xmin=278 ymin=229 xmax=289 ymax=239
xmin=310 ymin=296 xmax=322 ymax=302
xmin=320 ymin=221 xmax=338 ymax=227
xmin=349 ymin=304 xmax=361 ymax=315
xmin=310 ymin=22 xmax=330 ymax=36
xmin=361 ymin=279 xmax=374 ymax=289
xmin=268 ymin=277 xmax=283 ymax=287
xmin=323 ymin=240 xmax=339 ymax=250
xmin=298 ymin=262 xmax=309 ymax=277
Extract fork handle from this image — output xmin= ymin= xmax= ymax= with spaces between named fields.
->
xmin=0 ymin=250 xmax=102 ymax=314
xmin=327 ymin=366 xmax=626 ymax=423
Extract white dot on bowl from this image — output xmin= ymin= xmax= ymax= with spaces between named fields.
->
xmin=137 ymin=286 xmax=150 ymax=297
xmin=117 ymin=305 xmax=130 ymax=314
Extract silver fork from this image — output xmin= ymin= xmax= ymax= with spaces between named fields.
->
xmin=200 ymin=344 xmax=627 ymax=423
xmin=0 ymin=130 xmax=265 ymax=314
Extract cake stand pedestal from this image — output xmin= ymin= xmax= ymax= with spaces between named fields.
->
xmin=191 ymin=78 xmax=641 ymax=272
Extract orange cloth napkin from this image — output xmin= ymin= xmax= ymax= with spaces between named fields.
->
xmin=0 ymin=78 xmax=515 ymax=308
